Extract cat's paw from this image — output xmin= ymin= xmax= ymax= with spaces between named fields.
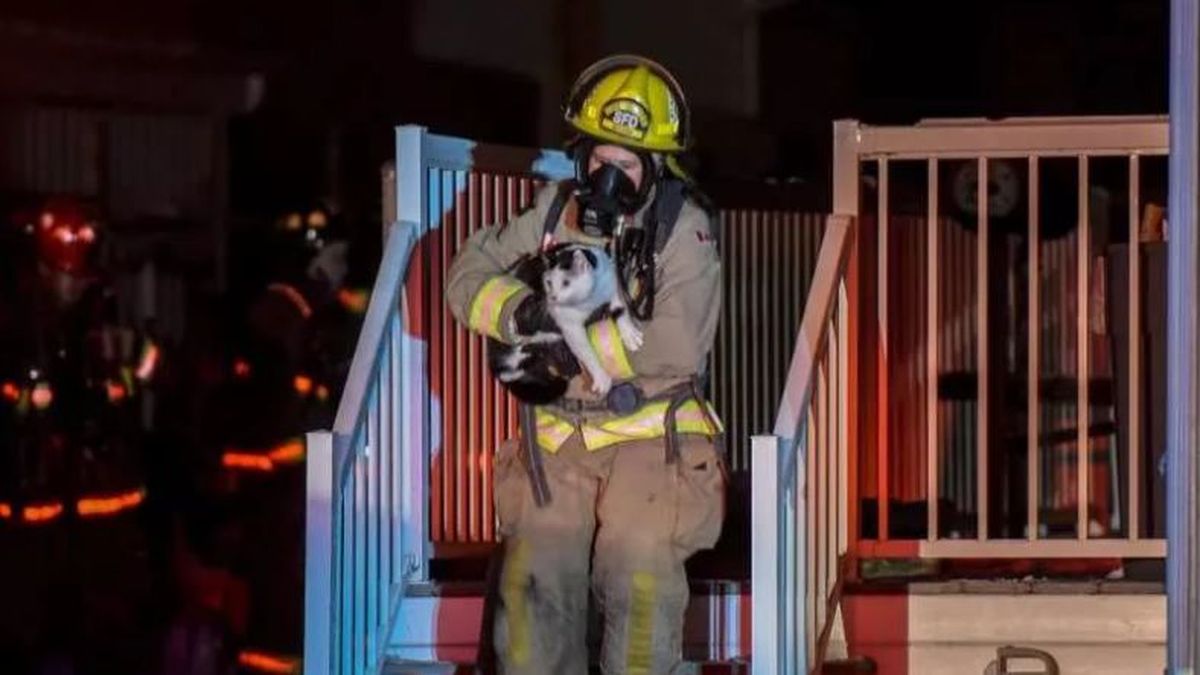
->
xmin=590 ymin=370 xmax=613 ymax=396
xmin=617 ymin=321 xmax=644 ymax=352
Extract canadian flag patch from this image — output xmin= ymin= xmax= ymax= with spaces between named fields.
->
xmin=696 ymin=230 xmax=714 ymax=244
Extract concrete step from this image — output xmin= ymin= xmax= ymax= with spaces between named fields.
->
xmin=904 ymin=644 xmax=1161 ymax=675
xmin=835 ymin=581 xmax=1165 ymax=675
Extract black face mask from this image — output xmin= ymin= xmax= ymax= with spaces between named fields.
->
xmin=577 ymin=163 xmax=643 ymax=238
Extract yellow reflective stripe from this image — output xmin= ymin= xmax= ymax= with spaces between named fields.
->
xmin=468 ymin=276 xmax=526 ymax=339
xmin=537 ymin=399 xmax=723 ymax=453
xmin=627 ymin=572 xmax=657 ymax=674
xmin=534 ymin=410 xmax=574 ymax=453
xmin=580 ymin=399 xmax=722 ymax=451
xmin=598 ymin=406 xmax=664 ymax=436
xmin=502 ymin=540 xmax=532 ymax=666
xmin=581 ymin=402 xmax=665 ymax=449
xmin=675 ymin=400 xmax=725 ymax=434
xmin=675 ymin=401 xmax=724 ymax=435
xmin=581 ymin=425 xmax=653 ymax=450
xmin=587 ymin=320 xmax=635 ymax=379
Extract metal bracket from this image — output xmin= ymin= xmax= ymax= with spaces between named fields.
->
xmin=995 ymin=645 xmax=1060 ymax=675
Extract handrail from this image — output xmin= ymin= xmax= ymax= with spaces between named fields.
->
xmin=836 ymin=115 xmax=1170 ymax=559
xmin=844 ymin=116 xmax=1168 ymax=158
xmin=774 ymin=216 xmax=854 ymax=440
xmin=753 ymin=214 xmax=855 ymax=675
xmin=333 ymin=220 xmax=419 ymax=470
xmin=305 ymin=218 xmax=420 ymax=675
xmin=307 ymin=125 xmax=575 ymax=674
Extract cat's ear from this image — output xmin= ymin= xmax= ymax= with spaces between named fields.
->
xmin=571 ymin=249 xmax=591 ymax=274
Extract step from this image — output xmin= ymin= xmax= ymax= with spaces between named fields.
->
xmin=381 ymin=658 xmax=748 ymax=667
xmin=835 ymin=581 xmax=1165 ymax=675
xmin=383 ymin=579 xmax=749 ymax=667
xmin=382 ymin=662 xmax=750 ymax=674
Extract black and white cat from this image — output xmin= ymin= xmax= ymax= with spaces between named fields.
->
xmin=487 ymin=243 xmax=643 ymax=404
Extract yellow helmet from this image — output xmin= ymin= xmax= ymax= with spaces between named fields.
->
xmin=564 ymin=55 xmax=691 ymax=153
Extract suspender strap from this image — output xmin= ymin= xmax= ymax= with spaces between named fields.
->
xmin=519 ymin=403 xmax=552 ymax=507
xmin=539 ymin=181 xmax=576 ymax=252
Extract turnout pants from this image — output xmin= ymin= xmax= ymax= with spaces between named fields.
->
xmin=492 ymin=431 xmax=726 ymax=675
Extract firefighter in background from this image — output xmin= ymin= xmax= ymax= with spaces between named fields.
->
xmin=447 ymin=55 xmax=725 ymax=673
xmin=258 ymin=200 xmax=364 ymax=410
xmin=0 ymin=196 xmax=154 ymax=513
xmin=184 ymin=199 xmax=363 ymax=666
xmin=204 ymin=200 xmax=360 ymax=480
xmin=0 ymin=196 xmax=155 ymax=668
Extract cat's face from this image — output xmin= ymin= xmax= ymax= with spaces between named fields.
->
xmin=543 ymin=249 xmax=595 ymax=306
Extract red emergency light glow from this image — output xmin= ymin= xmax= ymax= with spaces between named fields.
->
xmin=0 ymin=503 xmax=11 ymax=519
xmin=237 ymin=650 xmax=300 ymax=674
xmin=1 ymin=382 xmax=19 ymax=402
xmin=106 ymin=381 xmax=127 ymax=403
xmin=23 ymin=502 xmax=63 ymax=524
xmin=233 ymin=359 xmax=251 ymax=378
xmin=78 ymin=489 xmax=145 ymax=517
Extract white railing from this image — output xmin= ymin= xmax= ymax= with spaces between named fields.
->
xmin=835 ymin=116 xmax=1169 ymax=558
xmin=304 ymin=126 xmax=573 ymax=674
xmin=752 ymin=215 xmax=854 ymax=675
xmin=305 ymin=216 xmax=421 ymax=675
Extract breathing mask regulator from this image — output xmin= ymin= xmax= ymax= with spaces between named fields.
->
xmin=571 ymin=140 xmax=661 ymax=323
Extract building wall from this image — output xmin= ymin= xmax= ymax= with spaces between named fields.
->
xmin=598 ymin=0 xmax=757 ymax=118
xmin=0 ymin=105 xmax=219 ymax=222
xmin=408 ymin=0 xmax=760 ymax=146
xmin=408 ymin=0 xmax=563 ymax=144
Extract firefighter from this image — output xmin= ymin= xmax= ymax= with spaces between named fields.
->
xmin=0 ymin=195 xmax=155 ymax=669
xmin=447 ymin=55 xmax=725 ymax=674
xmin=182 ymin=200 xmax=363 ymax=664
xmin=202 ymin=200 xmax=358 ymax=484
xmin=0 ymin=196 xmax=153 ymax=511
